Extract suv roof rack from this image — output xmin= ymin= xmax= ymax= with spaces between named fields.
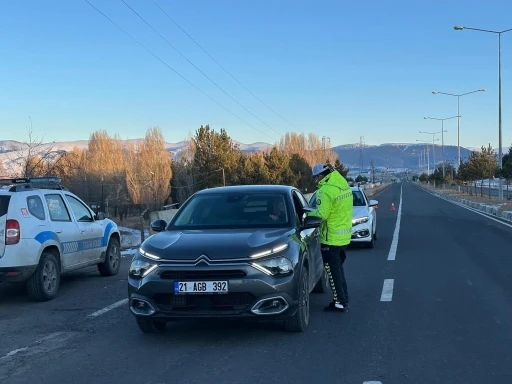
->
xmin=0 ymin=176 xmax=68 ymax=192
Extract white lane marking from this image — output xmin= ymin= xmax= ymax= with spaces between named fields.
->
xmin=387 ymin=184 xmax=403 ymax=261
xmin=0 ymin=332 xmax=76 ymax=362
xmin=421 ymin=187 xmax=512 ymax=229
xmin=363 ymin=382 xmax=383 ymax=384
xmin=87 ymin=298 xmax=128 ymax=318
xmin=380 ymin=279 xmax=394 ymax=302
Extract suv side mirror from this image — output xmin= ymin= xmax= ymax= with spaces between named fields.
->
xmin=302 ymin=215 xmax=322 ymax=229
xmin=369 ymin=199 xmax=378 ymax=207
xmin=95 ymin=212 xmax=106 ymax=220
xmin=151 ymin=219 xmax=167 ymax=233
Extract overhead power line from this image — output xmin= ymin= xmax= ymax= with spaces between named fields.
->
xmin=83 ymin=0 xmax=278 ymax=143
xmin=120 ymin=0 xmax=282 ymax=138
xmin=151 ymin=0 xmax=303 ymax=134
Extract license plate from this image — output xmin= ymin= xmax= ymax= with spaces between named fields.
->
xmin=174 ymin=281 xmax=228 ymax=294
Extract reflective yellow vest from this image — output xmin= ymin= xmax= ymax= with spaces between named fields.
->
xmin=309 ymin=170 xmax=353 ymax=246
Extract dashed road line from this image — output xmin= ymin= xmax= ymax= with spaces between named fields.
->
xmin=380 ymin=279 xmax=394 ymax=302
xmin=363 ymin=381 xmax=383 ymax=384
xmin=87 ymin=298 xmax=128 ymax=318
xmin=387 ymin=184 xmax=403 ymax=261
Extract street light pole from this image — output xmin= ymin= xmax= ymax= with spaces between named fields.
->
xmin=419 ymin=133 xmax=442 ymax=173
xmin=454 ymin=25 xmax=511 ymax=202
xmin=417 ymin=139 xmax=439 ymax=175
xmin=432 ymin=89 xmax=485 ymax=170
xmin=424 ymin=115 xmax=459 ymax=179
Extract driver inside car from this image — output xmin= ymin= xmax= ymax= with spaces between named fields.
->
xmin=269 ymin=198 xmax=286 ymax=222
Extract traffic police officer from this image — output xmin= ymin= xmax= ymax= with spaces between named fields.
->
xmin=309 ymin=163 xmax=353 ymax=312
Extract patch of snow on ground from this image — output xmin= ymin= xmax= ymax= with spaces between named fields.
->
xmin=119 ymin=226 xmax=142 ymax=249
xmin=119 ymin=226 xmax=151 ymax=253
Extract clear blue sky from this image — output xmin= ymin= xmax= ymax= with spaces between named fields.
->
xmin=1 ymin=0 xmax=511 ymax=150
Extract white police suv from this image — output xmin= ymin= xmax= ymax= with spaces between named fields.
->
xmin=0 ymin=177 xmax=121 ymax=301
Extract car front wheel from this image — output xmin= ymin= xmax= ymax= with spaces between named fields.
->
xmin=284 ymin=266 xmax=310 ymax=332
xmin=98 ymin=237 xmax=121 ymax=276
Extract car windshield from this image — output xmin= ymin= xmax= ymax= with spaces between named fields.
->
xmin=310 ymin=190 xmax=366 ymax=207
xmin=169 ymin=192 xmax=291 ymax=230
xmin=352 ymin=191 xmax=366 ymax=207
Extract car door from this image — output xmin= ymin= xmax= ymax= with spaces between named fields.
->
xmin=43 ymin=193 xmax=84 ymax=268
xmin=292 ymin=190 xmax=323 ymax=289
xmin=63 ymin=194 xmax=104 ymax=263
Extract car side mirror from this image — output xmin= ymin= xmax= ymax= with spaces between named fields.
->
xmin=302 ymin=215 xmax=322 ymax=229
xmin=369 ymin=199 xmax=378 ymax=207
xmin=95 ymin=212 xmax=105 ymax=220
xmin=150 ymin=219 xmax=167 ymax=233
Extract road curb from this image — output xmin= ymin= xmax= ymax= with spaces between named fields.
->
xmin=418 ymin=184 xmax=512 ymax=224
xmin=366 ymin=182 xmax=393 ymax=197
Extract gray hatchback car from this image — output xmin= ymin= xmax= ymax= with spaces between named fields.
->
xmin=127 ymin=185 xmax=329 ymax=333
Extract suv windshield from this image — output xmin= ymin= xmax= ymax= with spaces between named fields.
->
xmin=0 ymin=195 xmax=10 ymax=217
xmin=169 ymin=192 xmax=291 ymax=230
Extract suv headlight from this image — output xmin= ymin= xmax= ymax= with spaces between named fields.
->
xmin=352 ymin=216 xmax=369 ymax=226
xmin=252 ymin=257 xmax=293 ymax=277
xmin=129 ymin=259 xmax=157 ymax=278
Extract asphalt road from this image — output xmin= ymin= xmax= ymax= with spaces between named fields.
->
xmin=1 ymin=182 xmax=511 ymax=384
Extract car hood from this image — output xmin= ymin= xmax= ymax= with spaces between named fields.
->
xmin=140 ymin=228 xmax=292 ymax=260
xmin=352 ymin=206 xmax=369 ymax=218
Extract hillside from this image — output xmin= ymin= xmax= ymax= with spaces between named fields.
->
xmin=0 ymin=138 xmax=494 ymax=174
xmin=332 ymin=143 xmax=473 ymax=169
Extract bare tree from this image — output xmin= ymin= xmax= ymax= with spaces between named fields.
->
xmin=276 ymin=132 xmax=337 ymax=166
xmin=7 ymin=118 xmax=59 ymax=177
xmin=125 ymin=127 xmax=172 ymax=209
xmin=0 ymin=159 xmax=7 ymax=177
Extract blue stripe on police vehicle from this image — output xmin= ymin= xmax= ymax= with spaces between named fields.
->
xmin=34 ymin=222 xmax=114 ymax=255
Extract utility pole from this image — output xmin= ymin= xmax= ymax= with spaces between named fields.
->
xmin=370 ymin=159 xmax=375 ymax=183
xmin=221 ymin=168 xmax=226 ymax=186
xmin=359 ymin=136 xmax=364 ymax=178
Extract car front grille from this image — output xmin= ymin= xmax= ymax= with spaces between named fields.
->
xmin=159 ymin=270 xmax=247 ymax=280
xmin=153 ymin=292 xmax=256 ymax=313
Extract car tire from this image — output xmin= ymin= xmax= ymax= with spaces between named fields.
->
xmin=98 ymin=237 xmax=121 ymax=277
xmin=26 ymin=252 xmax=60 ymax=302
xmin=313 ymin=268 xmax=329 ymax=293
xmin=284 ymin=266 xmax=310 ymax=332
xmin=136 ymin=317 xmax=167 ymax=333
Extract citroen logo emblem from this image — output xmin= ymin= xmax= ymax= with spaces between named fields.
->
xmin=195 ymin=254 xmax=210 ymax=265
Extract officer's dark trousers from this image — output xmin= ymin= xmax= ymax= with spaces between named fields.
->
xmin=320 ymin=244 xmax=348 ymax=306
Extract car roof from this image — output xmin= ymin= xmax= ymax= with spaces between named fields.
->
xmin=195 ymin=184 xmax=296 ymax=195
xmin=350 ymin=186 xmax=362 ymax=191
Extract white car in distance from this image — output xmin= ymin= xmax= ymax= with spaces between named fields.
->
xmin=308 ymin=186 xmax=378 ymax=248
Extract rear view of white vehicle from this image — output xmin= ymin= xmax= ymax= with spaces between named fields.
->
xmin=0 ymin=177 xmax=121 ymax=301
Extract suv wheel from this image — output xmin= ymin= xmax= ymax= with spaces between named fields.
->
xmin=313 ymin=268 xmax=329 ymax=293
xmin=284 ymin=266 xmax=310 ymax=332
xmin=26 ymin=252 xmax=60 ymax=302
xmin=136 ymin=317 xmax=167 ymax=333
xmin=98 ymin=237 xmax=121 ymax=276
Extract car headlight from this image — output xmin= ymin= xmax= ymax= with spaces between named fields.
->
xmin=252 ymin=257 xmax=293 ymax=277
xmin=129 ymin=259 xmax=157 ymax=278
xmin=352 ymin=216 xmax=369 ymax=226
xmin=139 ymin=247 xmax=160 ymax=260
